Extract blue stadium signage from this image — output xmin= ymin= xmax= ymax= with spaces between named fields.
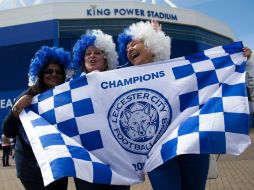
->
xmin=86 ymin=8 xmax=178 ymax=21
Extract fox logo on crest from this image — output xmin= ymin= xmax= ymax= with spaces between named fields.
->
xmin=108 ymin=88 xmax=172 ymax=155
xmin=121 ymin=102 xmax=157 ymax=140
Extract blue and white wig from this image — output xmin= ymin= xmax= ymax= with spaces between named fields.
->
xmin=28 ymin=46 xmax=71 ymax=86
xmin=72 ymin=29 xmax=118 ymax=72
xmin=118 ymin=21 xmax=171 ymax=68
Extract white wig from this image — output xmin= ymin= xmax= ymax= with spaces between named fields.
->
xmin=118 ymin=21 xmax=171 ymax=67
xmin=72 ymin=29 xmax=118 ymax=71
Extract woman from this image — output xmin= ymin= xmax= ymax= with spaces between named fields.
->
xmin=118 ymin=20 xmax=252 ymax=190
xmin=2 ymin=46 xmax=71 ymax=190
xmin=72 ymin=29 xmax=130 ymax=190
xmin=72 ymin=29 xmax=118 ymax=74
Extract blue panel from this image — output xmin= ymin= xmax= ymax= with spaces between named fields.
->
xmin=29 ymin=103 xmax=39 ymax=114
xmin=222 ymin=41 xmax=243 ymax=55
xmin=40 ymin=109 xmax=56 ymax=125
xmin=31 ymin=117 xmax=50 ymax=127
xmin=0 ymin=20 xmax=58 ymax=47
xmin=235 ymin=62 xmax=246 ymax=73
xmin=199 ymin=131 xmax=226 ymax=154
xmin=200 ymin=97 xmax=223 ymax=114
xmin=178 ymin=116 xmax=199 ymax=136
xmin=224 ymin=113 xmax=249 ymax=134
xmin=196 ymin=70 xmax=219 ymax=89
xmin=38 ymin=89 xmax=54 ymax=102
xmin=80 ymin=130 xmax=103 ymax=151
xmin=179 ymin=91 xmax=199 ymax=112
xmin=67 ymin=145 xmax=91 ymax=161
xmin=70 ymin=76 xmax=88 ymax=89
xmin=212 ymin=56 xmax=234 ymax=69
xmin=185 ymin=52 xmax=209 ymax=63
xmin=222 ymin=83 xmax=247 ymax=97
xmin=50 ymin=157 xmax=76 ymax=179
xmin=172 ymin=64 xmax=194 ymax=79
xmin=40 ymin=133 xmax=65 ymax=148
xmin=160 ymin=138 xmax=178 ymax=162
xmin=54 ymin=91 xmax=72 ymax=108
xmin=57 ymin=118 xmax=79 ymax=137
xmin=73 ymin=98 xmax=94 ymax=117
xmin=93 ymin=162 xmax=112 ymax=184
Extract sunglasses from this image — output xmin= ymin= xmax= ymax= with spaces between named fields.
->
xmin=43 ymin=69 xmax=64 ymax=75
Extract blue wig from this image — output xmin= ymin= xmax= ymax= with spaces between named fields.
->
xmin=118 ymin=30 xmax=133 ymax=68
xmin=72 ymin=34 xmax=96 ymax=69
xmin=72 ymin=30 xmax=119 ymax=73
xmin=28 ymin=46 xmax=71 ymax=86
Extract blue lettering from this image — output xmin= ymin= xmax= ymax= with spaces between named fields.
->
xmin=101 ymin=82 xmax=108 ymax=89
xmin=140 ymin=9 xmax=145 ymax=16
xmin=135 ymin=9 xmax=140 ymax=16
xmin=143 ymin=74 xmax=151 ymax=81
xmin=112 ymin=111 xmax=118 ymax=122
xmin=87 ymin=9 xmax=111 ymax=16
xmin=117 ymin=80 xmax=124 ymax=87
xmin=87 ymin=9 xmax=93 ymax=16
xmin=97 ymin=9 xmax=103 ymax=16
xmin=172 ymin=14 xmax=177 ymax=20
xmin=119 ymin=8 xmax=126 ymax=15
xmin=146 ymin=10 xmax=177 ymax=20
xmin=124 ymin=78 xmax=133 ymax=85
xmin=126 ymin=9 xmax=134 ymax=15
xmin=133 ymin=76 xmax=140 ymax=83
xmin=104 ymin=9 xmax=111 ymax=16
xmin=0 ymin=98 xmax=14 ymax=109
xmin=101 ymin=71 xmax=165 ymax=90
xmin=109 ymin=80 xmax=116 ymax=88
xmin=159 ymin=70 xmax=165 ymax=77
xmin=114 ymin=8 xmax=118 ymax=15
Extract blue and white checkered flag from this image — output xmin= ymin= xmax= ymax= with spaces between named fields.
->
xmin=20 ymin=41 xmax=250 ymax=186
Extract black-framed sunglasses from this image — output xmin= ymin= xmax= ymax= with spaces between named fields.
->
xmin=43 ymin=69 xmax=64 ymax=75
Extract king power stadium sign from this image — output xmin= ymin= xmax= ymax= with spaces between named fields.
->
xmin=86 ymin=7 xmax=177 ymax=21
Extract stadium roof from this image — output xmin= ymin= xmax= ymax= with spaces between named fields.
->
xmin=0 ymin=0 xmax=177 ymax=11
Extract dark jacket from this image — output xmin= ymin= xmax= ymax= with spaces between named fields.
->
xmin=2 ymin=90 xmax=43 ymax=181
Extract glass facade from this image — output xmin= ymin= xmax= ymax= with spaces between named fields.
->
xmin=58 ymin=18 xmax=233 ymax=59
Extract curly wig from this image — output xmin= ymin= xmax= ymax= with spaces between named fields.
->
xmin=72 ymin=29 xmax=118 ymax=72
xmin=118 ymin=21 xmax=171 ymax=67
xmin=28 ymin=46 xmax=71 ymax=86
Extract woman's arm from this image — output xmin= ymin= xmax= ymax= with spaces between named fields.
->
xmin=2 ymin=91 xmax=32 ymax=138
xmin=2 ymin=113 xmax=21 ymax=138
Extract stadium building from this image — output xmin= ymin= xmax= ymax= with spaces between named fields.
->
xmin=0 ymin=0 xmax=243 ymax=135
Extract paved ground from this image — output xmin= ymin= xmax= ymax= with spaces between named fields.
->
xmin=1 ymin=128 xmax=253 ymax=190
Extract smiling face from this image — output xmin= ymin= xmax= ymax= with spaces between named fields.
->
xmin=84 ymin=46 xmax=107 ymax=73
xmin=126 ymin=39 xmax=154 ymax=65
xmin=42 ymin=63 xmax=65 ymax=89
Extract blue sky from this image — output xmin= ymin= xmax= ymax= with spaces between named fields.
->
xmin=168 ymin=0 xmax=254 ymax=51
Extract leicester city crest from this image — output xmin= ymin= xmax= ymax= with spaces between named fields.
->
xmin=108 ymin=88 xmax=172 ymax=155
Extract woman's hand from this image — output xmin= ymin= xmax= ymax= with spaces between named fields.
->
xmin=12 ymin=95 xmax=33 ymax=118
xmin=243 ymin=47 xmax=252 ymax=60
